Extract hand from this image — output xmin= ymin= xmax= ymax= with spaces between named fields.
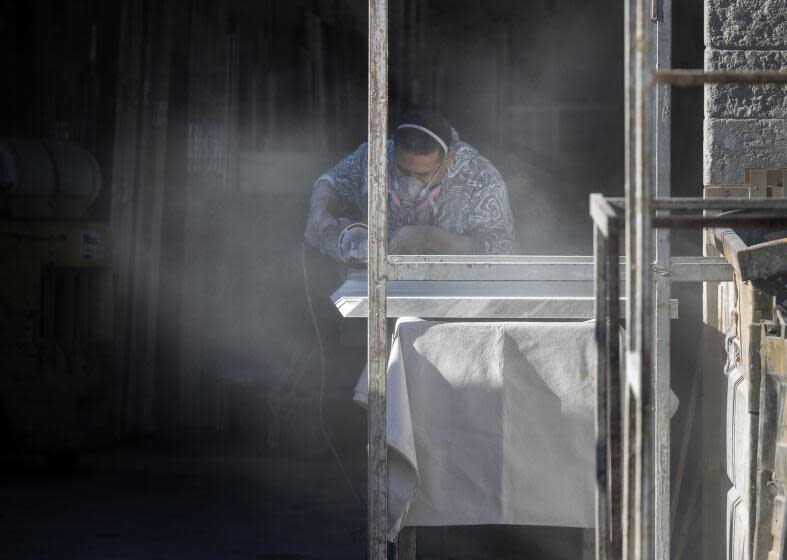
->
xmin=304 ymin=215 xmax=352 ymax=263
xmin=388 ymin=225 xmax=432 ymax=254
xmin=339 ymin=223 xmax=369 ymax=265
xmin=304 ymin=180 xmax=350 ymax=262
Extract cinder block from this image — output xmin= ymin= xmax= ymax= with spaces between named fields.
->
xmin=708 ymin=49 xmax=787 ymax=71
xmin=706 ymin=0 xmax=787 ymax=49
xmin=705 ymin=49 xmax=787 ymax=118
xmin=706 ymin=84 xmax=787 ymax=118
xmin=704 ymin=118 xmax=787 ymax=184
xmin=706 ymin=49 xmax=787 ymax=117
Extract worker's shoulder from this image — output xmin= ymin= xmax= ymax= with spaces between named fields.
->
xmin=451 ymin=142 xmax=504 ymax=183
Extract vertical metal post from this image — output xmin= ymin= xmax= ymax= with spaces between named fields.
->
xmin=595 ymin=211 xmax=622 ymax=560
xmin=608 ymin=222 xmax=623 ymax=558
xmin=623 ymin=0 xmax=637 ymax=555
xmin=595 ymin=225 xmax=610 ymax=559
xmin=624 ymin=0 xmax=669 ymax=558
xmin=633 ymin=0 xmax=656 ymax=558
xmin=653 ymin=1 xmax=671 ymax=559
xmin=368 ymin=0 xmax=389 ymax=559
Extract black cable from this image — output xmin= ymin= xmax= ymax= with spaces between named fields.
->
xmin=301 ymin=242 xmax=364 ymax=506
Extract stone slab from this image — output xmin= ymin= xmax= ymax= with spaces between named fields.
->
xmin=706 ymin=0 xmax=787 ymax=49
xmin=704 ymin=118 xmax=787 ymax=184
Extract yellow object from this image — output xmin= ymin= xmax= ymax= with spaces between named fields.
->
xmin=0 ymin=219 xmax=114 ymax=452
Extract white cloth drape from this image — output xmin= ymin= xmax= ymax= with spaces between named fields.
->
xmin=354 ymin=319 xmax=600 ymax=541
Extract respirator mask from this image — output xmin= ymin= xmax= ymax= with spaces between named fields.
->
xmin=395 ymin=171 xmax=438 ymax=206
xmin=393 ymin=123 xmax=449 ymax=208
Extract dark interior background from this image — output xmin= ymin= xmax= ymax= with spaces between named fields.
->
xmin=0 ymin=1 xmax=708 ymax=558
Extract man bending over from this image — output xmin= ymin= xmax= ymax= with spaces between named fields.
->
xmin=305 ymin=111 xmax=515 ymax=260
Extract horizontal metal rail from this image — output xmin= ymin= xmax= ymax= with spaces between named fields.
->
xmin=653 ymin=69 xmax=787 ymax=86
xmin=653 ymin=215 xmax=787 ymax=229
xmin=387 ymin=254 xmax=592 ymax=264
xmin=663 ymin=257 xmax=732 ymax=282
xmin=652 ymin=198 xmax=787 ymax=210
xmin=386 ymin=255 xmax=732 ymax=283
xmin=602 ymin=196 xmax=787 ymax=211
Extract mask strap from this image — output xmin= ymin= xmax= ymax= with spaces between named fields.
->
xmin=421 ymin=164 xmax=442 ymax=193
xmin=396 ymin=124 xmax=449 ymax=155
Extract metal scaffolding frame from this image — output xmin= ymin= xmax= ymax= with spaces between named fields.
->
xmin=592 ymin=2 xmax=787 ymax=560
xmin=591 ymin=196 xmax=787 ymax=560
xmin=366 ymin=0 xmax=787 ymax=559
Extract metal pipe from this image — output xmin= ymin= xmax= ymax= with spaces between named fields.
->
xmin=653 ymin=69 xmax=787 ymax=86
xmin=367 ymin=0 xmax=389 ymax=557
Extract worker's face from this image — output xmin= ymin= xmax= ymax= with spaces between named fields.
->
xmin=393 ymin=149 xmax=444 ymax=185
xmin=392 ymin=149 xmax=451 ymax=203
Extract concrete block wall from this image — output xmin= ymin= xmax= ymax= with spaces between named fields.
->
xmin=704 ymin=0 xmax=787 ymax=184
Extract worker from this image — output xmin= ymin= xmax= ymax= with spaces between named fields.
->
xmin=304 ymin=111 xmax=515 ymax=260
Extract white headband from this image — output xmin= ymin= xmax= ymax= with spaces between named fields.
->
xmin=396 ymin=124 xmax=449 ymax=155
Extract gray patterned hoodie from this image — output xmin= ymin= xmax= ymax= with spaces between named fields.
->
xmin=315 ymin=129 xmax=515 ymax=254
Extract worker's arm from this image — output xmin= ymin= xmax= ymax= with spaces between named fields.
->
xmin=389 ymin=225 xmax=474 ymax=255
xmin=428 ymin=227 xmax=475 ymax=254
xmin=304 ymin=179 xmax=346 ymax=259
xmin=305 ymin=142 xmax=371 ymax=261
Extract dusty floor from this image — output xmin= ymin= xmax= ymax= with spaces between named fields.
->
xmin=0 ymin=439 xmax=584 ymax=559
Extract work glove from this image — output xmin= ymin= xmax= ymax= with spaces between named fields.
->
xmin=319 ymin=217 xmax=352 ymax=263
xmin=338 ymin=222 xmax=368 ymax=266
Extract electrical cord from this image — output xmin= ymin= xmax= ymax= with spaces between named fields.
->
xmin=301 ymin=242 xmax=364 ymax=506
